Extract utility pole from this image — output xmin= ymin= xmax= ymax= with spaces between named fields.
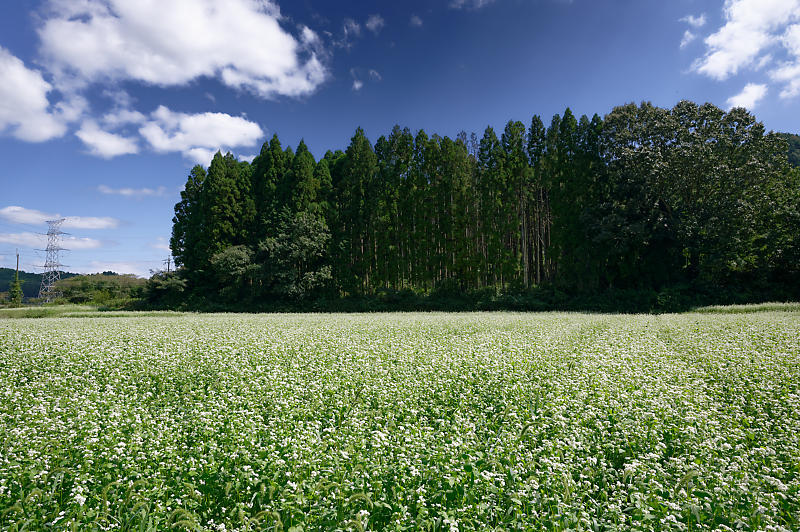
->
xmin=38 ymin=218 xmax=67 ymax=303
xmin=163 ymin=256 xmax=172 ymax=273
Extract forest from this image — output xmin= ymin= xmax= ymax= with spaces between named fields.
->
xmin=161 ymin=100 xmax=800 ymax=312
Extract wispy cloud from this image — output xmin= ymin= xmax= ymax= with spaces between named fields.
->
xmin=410 ymin=15 xmax=423 ymax=27
xmin=450 ymin=0 xmax=496 ymax=9
xmin=98 ymin=185 xmax=168 ymax=198
xmin=150 ymin=237 xmax=171 ymax=252
xmin=0 ymin=231 xmax=103 ymax=250
xmin=63 ymin=216 xmax=119 ymax=230
xmin=352 ymin=79 xmax=364 ymax=91
xmin=335 ymin=18 xmax=362 ymax=48
xmin=366 ymin=14 xmax=385 ymax=35
xmin=681 ymin=14 xmax=707 ymax=29
xmin=83 ymin=260 xmax=157 ymax=277
xmin=681 ymin=30 xmax=697 ymax=49
xmin=0 ymin=205 xmax=119 ymax=229
xmin=0 ymin=206 xmax=58 ymax=226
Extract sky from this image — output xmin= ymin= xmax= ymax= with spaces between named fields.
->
xmin=1 ymin=0 xmax=799 ymax=277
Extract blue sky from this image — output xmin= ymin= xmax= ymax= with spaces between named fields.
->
xmin=1 ymin=0 xmax=799 ymax=276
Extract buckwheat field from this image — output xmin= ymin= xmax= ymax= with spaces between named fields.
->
xmin=1 ymin=310 xmax=798 ymax=531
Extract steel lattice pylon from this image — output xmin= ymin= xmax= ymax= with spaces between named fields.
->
xmin=38 ymin=218 xmax=67 ymax=302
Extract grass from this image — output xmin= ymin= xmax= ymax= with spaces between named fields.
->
xmin=692 ymin=301 xmax=800 ymax=314
xmin=0 ymin=309 xmax=798 ymax=530
xmin=0 ymin=304 xmax=185 ymax=319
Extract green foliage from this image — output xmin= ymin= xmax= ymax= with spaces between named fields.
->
xmin=7 ymin=271 xmax=23 ymax=307
xmin=161 ymin=102 xmax=800 ymax=311
xmin=54 ymin=273 xmax=146 ymax=308
xmin=258 ymin=211 xmax=332 ymax=299
xmin=144 ymin=271 xmax=187 ymax=309
xmin=778 ymin=132 xmax=800 ymax=168
xmin=0 ymin=268 xmax=77 ymax=299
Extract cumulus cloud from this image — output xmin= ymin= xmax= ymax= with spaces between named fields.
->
xmin=76 ymin=120 xmax=139 ymax=158
xmin=410 ymin=15 xmax=423 ymax=27
xmin=352 ymin=79 xmax=364 ymax=91
xmin=0 ymin=47 xmax=67 ymax=142
xmin=38 ymin=0 xmax=327 ymax=99
xmin=0 ymin=205 xmax=119 ymax=229
xmin=98 ymin=185 xmax=167 ymax=198
xmin=727 ymin=82 xmax=769 ymax=108
xmin=139 ymin=105 xmax=264 ymax=164
xmin=366 ymin=14 xmax=385 ymax=35
xmin=692 ymin=0 xmax=800 ymax=81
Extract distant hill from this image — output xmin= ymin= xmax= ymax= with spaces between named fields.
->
xmin=0 ymin=268 xmax=79 ymax=299
xmin=779 ymin=133 xmax=800 ymax=168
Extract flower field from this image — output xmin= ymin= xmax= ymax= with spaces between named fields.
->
xmin=1 ymin=311 xmax=799 ymax=531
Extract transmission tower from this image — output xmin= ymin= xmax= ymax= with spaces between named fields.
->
xmin=38 ymin=218 xmax=67 ymax=302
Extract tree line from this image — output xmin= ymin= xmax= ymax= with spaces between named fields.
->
xmin=163 ymin=100 xmax=800 ymax=310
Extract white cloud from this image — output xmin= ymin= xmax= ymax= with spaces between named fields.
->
xmin=410 ymin=15 xmax=423 ymax=27
xmin=150 ymin=237 xmax=171 ymax=252
xmin=101 ymin=109 xmax=146 ymax=128
xmin=682 ymin=14 xmax=707 ymax=29
xmin=83 ymin=260 xmax=155 ymax=277
xmin=681 ymin=30 xmax=697 ymax=49
xmin=369 ymin=69 xmax=382 ymax=81
xmin=450 ymin=0 xmax=495 ymax=9
xmin=0 ymin=47 xmax=67 ymax=142
xmin=756 ymin=54 xmax=774 ymax=70
xmin=692 ymin=0 xmax=800 ymax=80
xmin=334 ymin=18 xmax=362 ymax=49
xmin=0 ymin=206 xmax=58 ymax=226
xmin=38 ymin=0 xmax=327 ymax=99
xmin=343 ymin=18 xmax=361 ymax=38
xmin=0 ymin=206 xmax=119 ymax=229
xmin=0 ymin=231 xmax=102 ymax=250
xmin=771 ymin=61 xmax=800 ymax=97
xmin=63 ymin=235 xmax=105 ymax=249
xmin=139 ymin=105 xmax=264 ymax=164
xmin=98 ymin=185 xmax=167 ymax=198
xmin=727 ymin=82 xmax=768 ymax=108
xmin=366 ymin=14 xmax=385 ymax=35
xmin=0 ymin=232 xmax=48 ymax=248
xmin=183 ymin=148 xmax=219 ymax=166
xmin=352 ymin=79 xmax=364 ymax=91
xmin=63 ymin=216 xmax=120 ymax=230
xmin=76 ymin=120 xmax=139 ymax=158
